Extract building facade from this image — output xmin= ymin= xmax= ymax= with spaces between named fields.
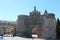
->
xmin=0 ymin=20 xmax=16 ymax=36
xmin=16 ymin=6 xmax=56 ymax=39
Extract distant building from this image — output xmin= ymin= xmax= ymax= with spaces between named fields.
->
xmin=0 ymin=20 xmax=16 ymax=36
xmin=16 ymin=6 xmax=56 ymax=39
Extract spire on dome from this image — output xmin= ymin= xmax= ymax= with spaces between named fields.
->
xmin=44 ymin=10 xmax=48 ymax=13
xmin=34 ymin=6 xmax=36 ymax=11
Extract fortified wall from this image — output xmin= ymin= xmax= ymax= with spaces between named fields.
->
xmin=16 ymin=6 xmax=56 ymax=39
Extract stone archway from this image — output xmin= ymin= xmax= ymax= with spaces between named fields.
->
xmin=32 ymin=26 xmax=38 ymax=38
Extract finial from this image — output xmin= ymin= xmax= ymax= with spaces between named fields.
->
xmin=34 ymin=6 xmax=36 ymax=11
xmin=44 ymin=10 xmax=48 ymax=13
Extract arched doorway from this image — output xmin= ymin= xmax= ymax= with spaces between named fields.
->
xmin=32 ymin=26 xmax=38 ymax=38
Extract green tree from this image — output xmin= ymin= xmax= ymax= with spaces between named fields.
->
xmin=56 ymin=18 xmax=60 ymax=39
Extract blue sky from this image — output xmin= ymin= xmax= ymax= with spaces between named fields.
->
xmin=0 ymin=0 xmax=60 ymax=21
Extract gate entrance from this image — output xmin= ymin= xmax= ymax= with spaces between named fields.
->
xmin=32 ymin=26 xmax=38 ymax=38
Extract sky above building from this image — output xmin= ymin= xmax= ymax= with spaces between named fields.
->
xmin=0 ymin=0 xmax=60 ymax=21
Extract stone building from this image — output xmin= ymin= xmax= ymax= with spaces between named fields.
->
xmin=16 ymin=6 xmax=56 ymax=39
xmin=0 ymin=20 xmax=16 ymax=36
